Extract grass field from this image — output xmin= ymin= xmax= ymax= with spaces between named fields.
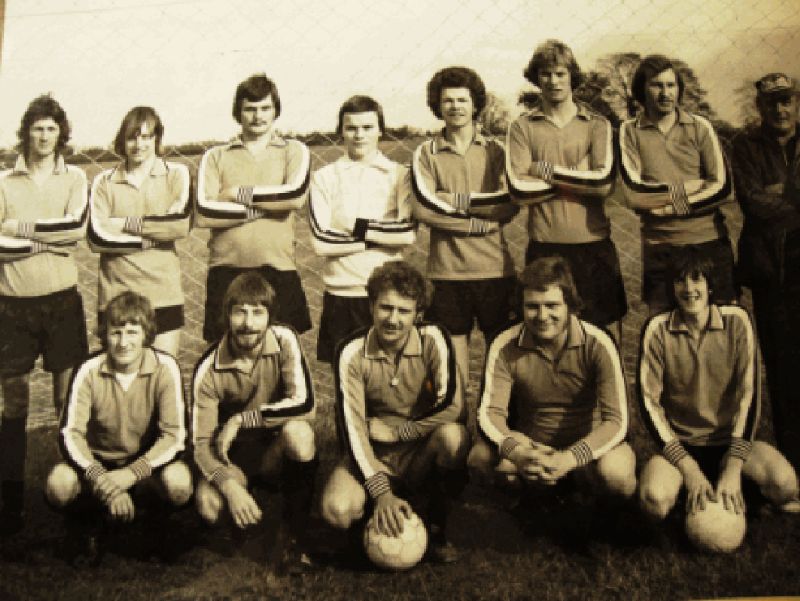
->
xmin=2 ymin=141 xmax=798 ymax=601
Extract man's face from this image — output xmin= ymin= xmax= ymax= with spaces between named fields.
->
xmin=341 ymin=111 xmax=381 ymax=161
xmin=370 ymin=289 xmax=419 ymax=350
xmin=28 ymin=117 xmax=60 ymax=160
xmin=538 ymin=64 xmax=572 ymax=105
xmin=229 ymin=303 xmax=270 ymax=353
xmin=125 ymin=121 xmax=157 ymax=168
xmin=522 ymin=285 xmax=570 ymax=345
xmin=673 ymin=271 xmax=711 ymax=318
xmin=107 ymin=322 xmax=146 ymax=374
xmin=239 ymin=96 xmax=276 ymax=138
xmin=440 ymin=87 xmax=475 ymax=129
xmin=644 ymin=68 xmax=679 ymax=118
xmin=758 ymin=94 xmax=799 ymax=136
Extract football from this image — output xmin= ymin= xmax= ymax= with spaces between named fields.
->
xmin=363 ymin=511 xmax=428 ymax=570
xmin=685 ymin=499 xmax=746 ymax=553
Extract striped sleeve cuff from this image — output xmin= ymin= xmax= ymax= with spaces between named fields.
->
xmin=668 ymin=182 xmax=690 ymax=216
xmin=536 ymin=161 xmax=554 ymax=183
xmin=211 ymin=467 xmax=232 ymax=489
xmin=240 ymin=410 xmax=261 ymax=429
xmin=31 ymin=241 xmax=47 ymax=254
xmin=237 ymin=186 xmax=254 ymax=206
xmin=500 ymin=436 xmax=521 ymax=460
xmin=397 ymin=422 xmax=422 ymax=442
xmin=16 ymin=221 xmax=35 ymax=238
xmin=455 ymin=192 xmax=472 ymax=213
xmin=124 ymin=216 xmax=144 ymax=234
xmin=364 ymin=472 xmax=392 ymax=499
xmin=128 ymin=457 xmax=153 ymax=482
xmin=84 ymin=462 xmax=108 ymax=484
xmin=245 ymin=206 xmax=262 ymax=220
xmin=469 ymin=218 xmax=489 ymax=235
xmin=663 ymin=439 xmax=689 ymax=466
xmin=727 ymin=438 xmax=753 ymax=462
xmin=568 ymin=440 xmax=593 ymax=467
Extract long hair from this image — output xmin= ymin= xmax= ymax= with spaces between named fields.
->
xmin=16 ymin=94 xmax=71 ymax=158
xmin=113 ymin=106 xmax=164 ymax=158
xmin=523 ymin=39 xmax=584 ymax=91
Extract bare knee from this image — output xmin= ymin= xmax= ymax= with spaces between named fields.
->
xmin=762 ymin=460 xmax=799 ymax=505
xmin=431 ymin=423 xmax=469 ymax=467
xmin=160 ymin=461 xmax=193 ymax=507
xmin=196 ymin=479 xmax=224 ymax=525
xmin=639 ymin=481 xmax=677 ymax=520
xmin=281 ymin=420 xmax=316 ymax=462
xmin=45 ymin=463 xmax=81 ymax=508
xmin=321 ymin=490 xmax=365 ymax=530
xmin=596 ymin=445 xmax=637 ymax=499
xmin=467 ymin=440 xmax=497 ymax=483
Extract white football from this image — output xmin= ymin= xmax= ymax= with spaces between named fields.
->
xmin=685 ymin=499 xmax=746 ymax=553
xmin=363 ymin=511 xmax=428 ymax=570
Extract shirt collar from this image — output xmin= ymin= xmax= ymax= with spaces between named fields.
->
xmin=526 ymin=101 xmax=593 ymax=122
xmin=100 ymin=346 xmax=158 ymax=377
xmin=109 ymin=157 xmax=169 ymax=184
xmin=215 ymin=328 xmax=280 ymax=372
xmin=336 ymin=150 xmax=394 ymax=173
xmin=364 ymin=326 xmax=423 ymax=360
xmin=430 ymin=128 xmax=488 ymax=154
xmin=13 ymin=154 xmax=67 ymax=175
xmin=517 ymin=314 xmax=585 ymax=351
xmin=226 ymin=132 xmax=288 ymax=150
xmin=667 ymin=304 xmax=724 ymax=333
xmin=636 ymin=106 xmax=694 ymax=130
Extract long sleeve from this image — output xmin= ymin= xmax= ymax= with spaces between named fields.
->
xmin=566 ymin=324 xmax=628 ymax=466
xmin=335 ymin=338 xmax=392 ymax=499
xmin=725 ymin=307 xmax=760 ymax=461
xmin=134 ymin=163 xmax=192 ymax=242
xmin=506 ymin=119 xmax=558 ymax=206
xmin=364 ymin=168 xmax=417 ymax=247
xmin=195 ymin=147 xmax=252 ymax=230
xmin=308 ymin=168 xmax=367 ymax=257
xmin=60 ymin=356 xmax=106 ymax=484
xmin=191 ymin=348 xmax=232 ymax=488
xmin=547 ymin=118 xmax=615 ymax=198
xmin=477 ymin=325 xmax=519 ymax=458
xmin=18 ymin=165 xmax=88 ymax=245
xmin=235 ymin=141 xmax=310 ymax=211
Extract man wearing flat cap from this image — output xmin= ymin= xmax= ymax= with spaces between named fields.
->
xmin=732 ymin=72 xmax=800 ymax=470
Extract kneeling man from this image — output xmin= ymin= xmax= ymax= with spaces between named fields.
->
xmin=469 ymin=257 xmax=635 ymax=511
xmin=320 ymin=260 xmax=469 ymax=563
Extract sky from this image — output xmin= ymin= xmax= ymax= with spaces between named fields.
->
xmin=0 ymin=0 xmax=798 ymax=148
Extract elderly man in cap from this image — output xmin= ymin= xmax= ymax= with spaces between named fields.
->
xmin=732 ymin=72 xmax=800 ymax=471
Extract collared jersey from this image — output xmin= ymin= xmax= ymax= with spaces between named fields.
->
xmin=0 ymin=155 xmax=88 ymax=296
xmin=638 ymin=304 xmax=759 ymax=465
xmin=335 ymin=323 xmax=463 ymax=498
xmin=477 ymin=316 xmax=628 ymax=467
xmin=506 ymin=103 xmax=615 ymax=243
xmin=619 ymin=108 xmax=733 ymax=245
xmin=411 ymin=131 xmax=515 ymax=280
xmin=309 ymin=151 xmax=415 ymax=296
xmin=88 ymin=159 xmax=191 ymax=309
xmin=60 ymin=347 xmax=186 ymax=484
xmin=192 ymin=325 xmax=314 ymax=487
xmin=196 ymin=134 xmax=311 ymax=270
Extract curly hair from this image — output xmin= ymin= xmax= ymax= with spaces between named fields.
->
xmin=16 ymin=94 xmax=71 ymax=158
xmin=523 ymin=39 xmax=584 ymax=90
xmin=232 ymin=73 xmax=281 ymax=123
xmin=631 ymin=54 xmax=685 ymax=107
xmin=367 ymin=261 xmax=429 ymax=312
xmin=336 ymin=95 xmax=385 ymax=136
xmin=113 ymin=106 xmax=164 ymax=158
xmin=221 ymin=272 xmax=277 ymax=330
xmin=517 ymin=256 xmax=583 ymax=314
xmin=98 ymin=291 xmax=157 ymax=348
xmin=426 ymin=66 xmax=487 ymax=120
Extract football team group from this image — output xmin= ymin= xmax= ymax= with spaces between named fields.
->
xmin=0 ymin=38 xmax=799 ymax=571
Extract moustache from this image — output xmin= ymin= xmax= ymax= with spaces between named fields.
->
xmin=234 ymin=329 xmax=261 ymax=336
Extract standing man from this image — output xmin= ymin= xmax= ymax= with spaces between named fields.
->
xmin=411 ymin=66 xmax=519 ymax=388
xmin=196 ymin=73 xmax=312 ymax=343
xmin=637 ymin=253 xmax=799 ymax=550
xmin=309 ymin=95 xmax=415 ymax=364
xmin=506 ymin=40 xmax=626 ymax=338
xmin=732 ymin=73 xmax=800 ymax=470
xmin=0 ymin=95 xmax=89 ymax=534
xmin=192 ymin=272 xmax=317 ymax=572
xmin=469 ymin=257 xmax=635 ymax=512
xmin=320 ymin=261 xmax=469 ymax=563
xmin=46 ymin=291 xmax=191 ymax=562
xmin=619 ymin=54 xmax=736 ymax=313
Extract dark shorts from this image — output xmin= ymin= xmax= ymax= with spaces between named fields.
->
xmin=317 ymin=293 xmax=372 ymax=363
xmin=0 ymin=286 xmax=88 ymax=375
xmin=683 ymin=444 xmax=761 ymax=505
xmin=228 ymin=428 xmax=283 ymax=481
xmin=426 ymin=277 xmax=517 ymax=338
xmin=99 ymin=304 xmax=184 ymax=336
xmin=525 ymin=238 xmax=628 ymax=326
xmin=642 ymin=237 xmax=738 ymax=310
xmin=203 ymin=265 xmax=312 ymax=342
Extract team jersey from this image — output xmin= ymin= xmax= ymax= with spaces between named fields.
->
xmin=192 ymin=325 xmax=314 ymax=488
xmin=334 ymin=323 xmax=463 ymax=498
xmin=60 ymin=347 xmax=186 ymax=485
xmin=308 ymin=151 xmax=415 ymax=296
xmin=638 ymin=304 xmax=759 ymax=465
xmin=195 ymin=134 xmax=311 ymax=270
xmin=88 ymin=158 xmax=191 ymax=309
xmin=506 ymin=102 xmax=615 ymax=243
xmin=618 ymin=108 xmax=733 ymax=245
xmin=0 ymin=155 xmax=88 ymax=297
xmin=411 ymin=130 xmax=516 ymax=281
xmin=477 ymin=317 xmax=628 ymax=466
